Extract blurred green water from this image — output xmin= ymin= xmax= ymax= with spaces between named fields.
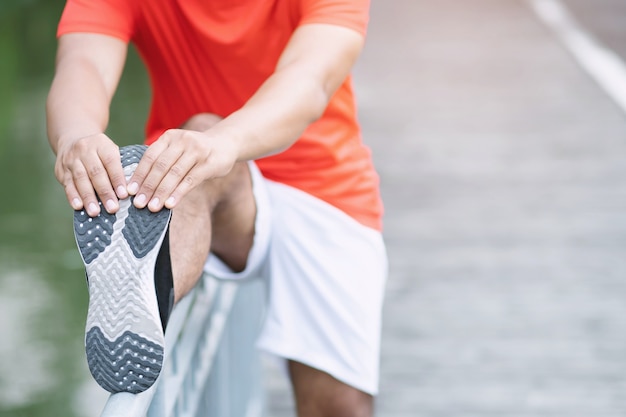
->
xmin=0 ymin=2 xmax=151 ymax=416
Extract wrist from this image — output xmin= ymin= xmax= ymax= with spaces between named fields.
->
xmin=54 ymin=131 xmax=105 ymax=152
xmin=201 ymin=121 xmax=249 ymax=162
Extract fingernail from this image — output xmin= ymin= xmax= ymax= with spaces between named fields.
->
xmin=149 ymin=198 xmax=160 ymax=210
xmin=105 ymin=199 xmax=117 ymax=212
xmin=165 ymin=196 xmax=176 ymax=207
xmin=134 ymin=194 xmax=146 ymax=207
xmin=128 ymin=182 xmax=139 ymax=194
xmin=88 ymin=202 xmax=99 ymax=215
xmin=72 ymin=198 xmax=82 ymax=209
xmin=116 ymin=185 xmax=128 ymax=198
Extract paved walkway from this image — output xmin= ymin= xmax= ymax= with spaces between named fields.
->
xmin=266 ymin=0 xmax=626 ymax=416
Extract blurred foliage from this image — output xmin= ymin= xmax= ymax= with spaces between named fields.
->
xmin=0 ymin=0 xmax=45 ymax=15
xmin=0 ymin=0 xmax=151 ymax=152
xmin=0 ymin=1 xmax=151 ymax=416
xmin=0 ymin=0 xmax=62 ymax=153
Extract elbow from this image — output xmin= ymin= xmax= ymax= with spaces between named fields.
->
xmin=305 ymin=82 xmax=332 ymax=124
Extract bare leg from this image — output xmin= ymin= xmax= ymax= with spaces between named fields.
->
xmin=168 ymin=113 xmax=256 ymax=302
xmin=173 ymin=115 xmax=371 ymax=417
xmin=289 ymin=361 xmax=374 ymax=417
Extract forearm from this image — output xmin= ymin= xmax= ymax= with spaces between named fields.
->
xmin=211 ymin=66 xmax=328 ymax=162
xmin=46 ymin=58 xmax=112 ymax=154
xmin=47 ymin=34 xmax=127 ymax=155
xmin=205 ymin=24 xmax=363 ymax=162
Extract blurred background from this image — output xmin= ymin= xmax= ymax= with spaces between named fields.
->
xmin=1 ymin=1 xmax=151 ymax=416
xmin=1 ymin=0 xmax=626 ymax=416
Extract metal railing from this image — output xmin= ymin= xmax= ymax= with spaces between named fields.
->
xmin=99 ymin=274 xmax=266 ymax=417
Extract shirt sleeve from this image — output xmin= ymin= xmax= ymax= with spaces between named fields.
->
xmin=298 ymin=0 xmax=370 ymax=36
xmin=57 ymin=0 xmax=138 ymax=42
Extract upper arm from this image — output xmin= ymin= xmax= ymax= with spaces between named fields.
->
xmin=54 ymin=33 xmax=128 ymax=102
xmin=276 ymin=23 xmax=364 ymax=100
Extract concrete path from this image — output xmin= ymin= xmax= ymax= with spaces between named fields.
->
xmin=265 ymin=0 xmax=626 ymax=416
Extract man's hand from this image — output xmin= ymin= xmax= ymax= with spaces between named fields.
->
xmin=55 ymin=133 xmax=128 ymax=217
xmin=127 ymin=128 xmax=238 ymax=212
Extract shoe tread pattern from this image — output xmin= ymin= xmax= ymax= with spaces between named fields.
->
xmin=85 ymin=327 xmax=163 ymax=394
xmin=121 ymin=144 xmax=170 ymax=259
xmin=120 ymin=144 xmax=147 ymax=168
xmin=123 ymin=204 xmax=171 ymax=259
xmin=83 ymin=210 xmax=166 ymax=393
xmin=74 ymin=205 xmax=116 ymax=264
xmin=85 ymin=242 xmax=158 ymax=337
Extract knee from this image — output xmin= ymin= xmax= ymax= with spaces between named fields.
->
xmin=290 ymin=362 xmax=374 ymax=417
xmin=178 ymin=161 xmax=250 ymax=210
xmin=298 ymin=395 xmax=373 ymax=417
xmin=322 ymin=391 xmax=373 ymax=417
xmin=180 ymin=112 xmax=223 ymax=131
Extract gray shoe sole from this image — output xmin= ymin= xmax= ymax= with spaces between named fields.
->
xmin=74 ymin=145 xmax=171 ymax=394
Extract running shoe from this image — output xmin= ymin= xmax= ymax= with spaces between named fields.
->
xmin=73 ymin=144 xmax=174 ymax=394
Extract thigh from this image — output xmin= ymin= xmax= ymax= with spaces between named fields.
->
xmin=209 ymin=161 xmax=256 ymax=272
xmin=168 ymin=161 xmax=255 ymax=299
xmin=202 ymin=162 xmax=273 ymax=281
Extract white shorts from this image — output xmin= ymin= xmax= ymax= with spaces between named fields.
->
xmin=203 ymin=163 xmax=388 ymax=395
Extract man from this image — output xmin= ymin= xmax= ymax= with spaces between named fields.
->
xmin=46 ymin=0 xmax=387 ymax=416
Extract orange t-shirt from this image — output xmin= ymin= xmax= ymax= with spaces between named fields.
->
xmin=57 ymin=0 xmax=383 ymax=230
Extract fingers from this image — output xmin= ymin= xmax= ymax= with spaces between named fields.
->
xmin=127 ymin=128 xmax=236 ymax=212
xmin=85 ymin=157 xmax=119 ymax=215
xmin=129 ymin=130 xmax=215 ymax=212
xmin=73 ymin=159 xmax=103 ymax=216
xmin=129 ymin=136 xmax=189 ymax=211
xmin=149 ymin=153 xmax=199 ymax=211
xmin=60 ymin=170 xmax=83 ymax=211
xmin=56 ymin=160 xmax=84 ymax=211
xmin=127 ymin=138 xmax=168 ymax=198
xmin=99 ymin=146 xmax=128 ymax=200
xmin=59 ymin=158 xmax=105 ymax=217
xmin=163 ymin=165 xmax=202 ymax=209
xmin=55 ymin=135 xmax=126 ymax=217
xmin=140 ymin=152 xmax=198 ymax=211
